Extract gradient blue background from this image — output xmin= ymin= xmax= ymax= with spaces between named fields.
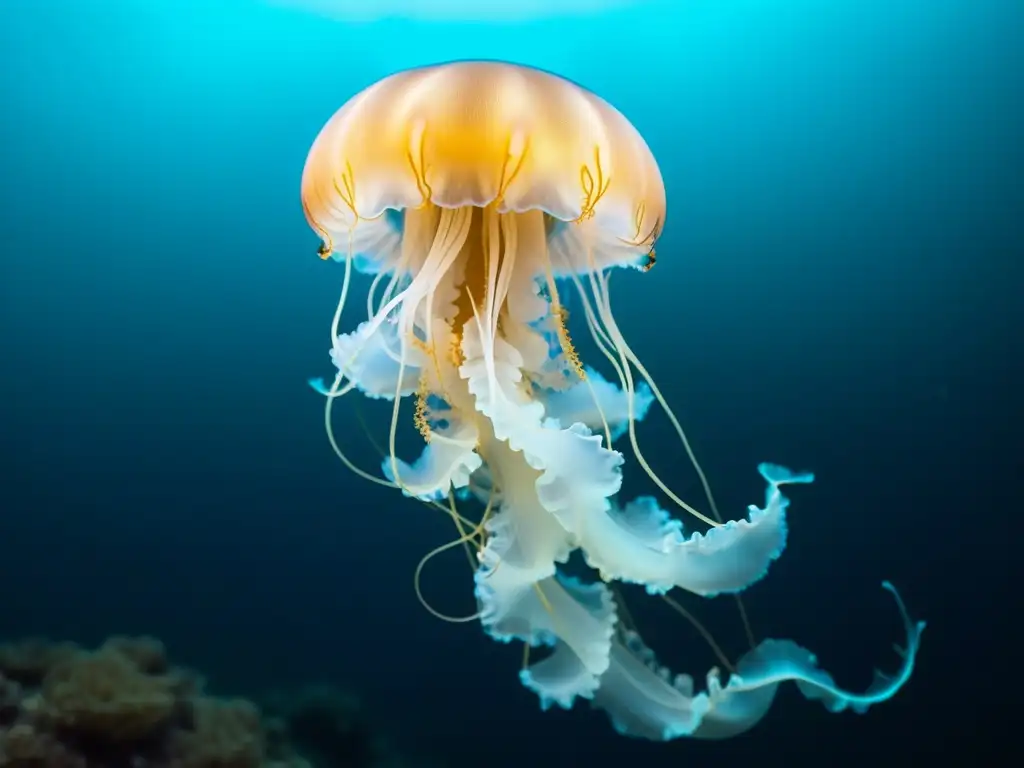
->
xmin=1 ymin=0 xmax=1020 ymax=764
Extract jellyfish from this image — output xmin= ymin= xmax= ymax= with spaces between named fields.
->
xmin=300 ymin=61 xmax=923 ymax=740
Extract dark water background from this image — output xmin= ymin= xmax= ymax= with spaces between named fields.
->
xmin=1 ymin=0 xmax=1020 ymax=764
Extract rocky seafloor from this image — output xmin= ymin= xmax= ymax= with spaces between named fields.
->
xmin=0 ymin=636 xmax=425 ymax=768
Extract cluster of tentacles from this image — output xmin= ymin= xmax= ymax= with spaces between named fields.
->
xmin=308 ymin=207 xmax=924 ymax=740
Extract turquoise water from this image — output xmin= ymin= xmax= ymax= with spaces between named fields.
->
xmin=1 ymin=0 xmax=1019 ymax=764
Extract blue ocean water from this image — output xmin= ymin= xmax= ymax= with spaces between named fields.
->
xmin=0 ymin=0 xmax=1020 ymax=764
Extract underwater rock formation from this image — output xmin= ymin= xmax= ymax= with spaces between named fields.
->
xmin=0 ymin=636 xmax=423 ymax=768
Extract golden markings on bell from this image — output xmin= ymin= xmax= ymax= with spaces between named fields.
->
xmin=619 ymin=205 xmax=661 ymax=272
xmin=574 ymin=146 xmax=611 ymax=223
xmin=494 ymin=133 xmax=529 ymax=208
xmin=631 ymin=201 xmax=648 ymax=243
xmin=406 ymin=121 xmax=434 ymax=208
xmin=332 ymin=159 xmax=359 ymax=221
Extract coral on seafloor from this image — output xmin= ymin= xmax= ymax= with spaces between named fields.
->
xmin=0 ymin=636 xmax=421 ymax=768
